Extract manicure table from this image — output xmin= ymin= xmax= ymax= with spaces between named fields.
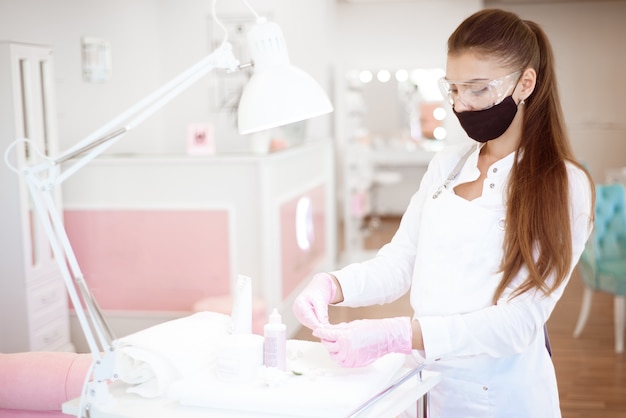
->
xmin=63 ymin=339 xmax=441 ymax=418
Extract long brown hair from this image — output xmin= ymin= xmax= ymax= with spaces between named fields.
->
xmin=447 ymin=9 xmax=594 ymax=301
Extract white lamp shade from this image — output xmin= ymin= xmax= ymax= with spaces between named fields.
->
xmin=238 ymin=65 xmax=333 ymax=135
xmin=236 ymin=20 xmax=333 ymax=135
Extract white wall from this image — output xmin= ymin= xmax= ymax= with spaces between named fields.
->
xmin=0 ymin=0 xmax=166 ymax=153
xmin=333 ymin=0 xmax=481 ymax=69
xmin=485 ymin=0 xmax=626 ymax=182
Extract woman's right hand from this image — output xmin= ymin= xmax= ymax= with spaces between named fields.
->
xmin=292 ymin=273 xmax=338 ymax=330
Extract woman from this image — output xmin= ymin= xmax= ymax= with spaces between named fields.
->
xmin=293 ymin=9 xmax=595 ymax=417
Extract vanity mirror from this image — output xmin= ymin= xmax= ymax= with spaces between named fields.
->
xmin=343 ymin=67 xmax=447 ymax=145
xmin=336 ymin=67 xmax=453 ymax=261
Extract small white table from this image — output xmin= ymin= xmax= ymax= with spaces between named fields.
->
xmin=63 ymin=368 xmax=441 ymax=418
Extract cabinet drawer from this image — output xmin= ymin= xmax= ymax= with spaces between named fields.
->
xmin=27 ymin=279 xmax=68 ymax=329
xmin=30 ymin=315 xmax=70 ymax=351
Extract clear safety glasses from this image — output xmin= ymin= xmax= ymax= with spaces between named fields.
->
xmin=438 ymin=71 xmax=522 ymax=111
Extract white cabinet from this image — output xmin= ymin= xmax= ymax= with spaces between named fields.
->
xmin=0 ymin=42 xmax=73 ymax=352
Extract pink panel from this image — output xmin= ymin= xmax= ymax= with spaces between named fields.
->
xmin=280 ymin=185 xmax=326 ymax=299
xmin=63 ymin=210 xmax=231 ymax=311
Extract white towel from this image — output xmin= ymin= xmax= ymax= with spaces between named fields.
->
xmin=114 ymin=311 xmax=231 ymax=397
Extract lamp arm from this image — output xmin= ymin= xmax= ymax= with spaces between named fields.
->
xmin=22 ymin=165 xmax=117 ymax=407
xmin=3 ymin=40 xmax=241 ymax=411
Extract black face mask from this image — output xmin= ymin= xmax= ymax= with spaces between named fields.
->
xmin=453 ymin=95 xmax=518 ymax=143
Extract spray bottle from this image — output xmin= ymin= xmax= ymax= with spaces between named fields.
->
xmin=263 ymin=308 xmax=286 ymax=370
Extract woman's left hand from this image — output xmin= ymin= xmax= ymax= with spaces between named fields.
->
xmin=313 ymin=317 xmax=413 ymax=368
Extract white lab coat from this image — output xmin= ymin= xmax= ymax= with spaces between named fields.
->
xmin=333 ymin=142 xmax=593 ymax=418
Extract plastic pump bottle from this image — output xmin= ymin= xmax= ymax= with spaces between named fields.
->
xmin=263 ymin=308 xmax=286 ymax=370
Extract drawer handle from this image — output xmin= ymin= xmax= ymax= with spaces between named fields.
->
xmin=39 ymin=290 xmax=59 ymax=306
xmin=43 ymin=330 xmax=61 ymax=344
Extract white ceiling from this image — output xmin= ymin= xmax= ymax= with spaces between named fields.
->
xmin=486 ymin=0 xmax=620 ymax=3
xmin=339 ymin=0 xmax=618 ymax=3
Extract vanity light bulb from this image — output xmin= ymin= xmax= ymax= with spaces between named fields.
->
xmin=377 ymin=70 xmax=391 ymax=83
xmin=433 ymin=107 xmax=447 ymax=121
xmin=410 ymin=69 xmax=425 ymax=86
xmin=433 ymin=127 xmax=447 ymax=140
xmin=395 ymin=69 xmax=409 ymax=82
xmin=359 ymin=70 xmax=373 ymax=84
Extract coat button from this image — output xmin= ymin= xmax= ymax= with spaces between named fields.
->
xmin=492 ymin=167 xmax=498 ymax=173
xmin=483 ymin=386 xmax=489 ymax=391
xmin=489 ymin=183 xmax=495 ymax=189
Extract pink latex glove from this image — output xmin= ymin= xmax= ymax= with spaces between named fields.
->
xmin=292 ymin=273 xmax=337 ymax=330
xmin=313 ymin=317 xmax=413 ymax=368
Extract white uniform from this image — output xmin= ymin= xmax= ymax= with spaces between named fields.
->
xmin=333 ymin=142 xmax=593 ymax=418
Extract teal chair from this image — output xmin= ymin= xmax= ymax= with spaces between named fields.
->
xmin=573 ymin=183 xmax=626 ymax=353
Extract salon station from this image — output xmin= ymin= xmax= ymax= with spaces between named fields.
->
xmin=1 ymin=1 xmax=625 ymax=417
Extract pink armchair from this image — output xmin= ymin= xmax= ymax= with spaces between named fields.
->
xmin=0 ymin=352 xmax=92 ymax=417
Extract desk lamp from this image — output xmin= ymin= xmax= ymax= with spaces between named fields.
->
xmin=3 ymin=0 xmax=332 ymax=413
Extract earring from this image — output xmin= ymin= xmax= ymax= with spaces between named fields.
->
xmin=520 ymin=98 xmax=526 ymax=105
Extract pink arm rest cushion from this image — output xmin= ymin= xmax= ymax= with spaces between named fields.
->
xmin=0 ymin=409 xmax=69 ymax=417
xmin=0 ymin=352 xmax=92 ymax=411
